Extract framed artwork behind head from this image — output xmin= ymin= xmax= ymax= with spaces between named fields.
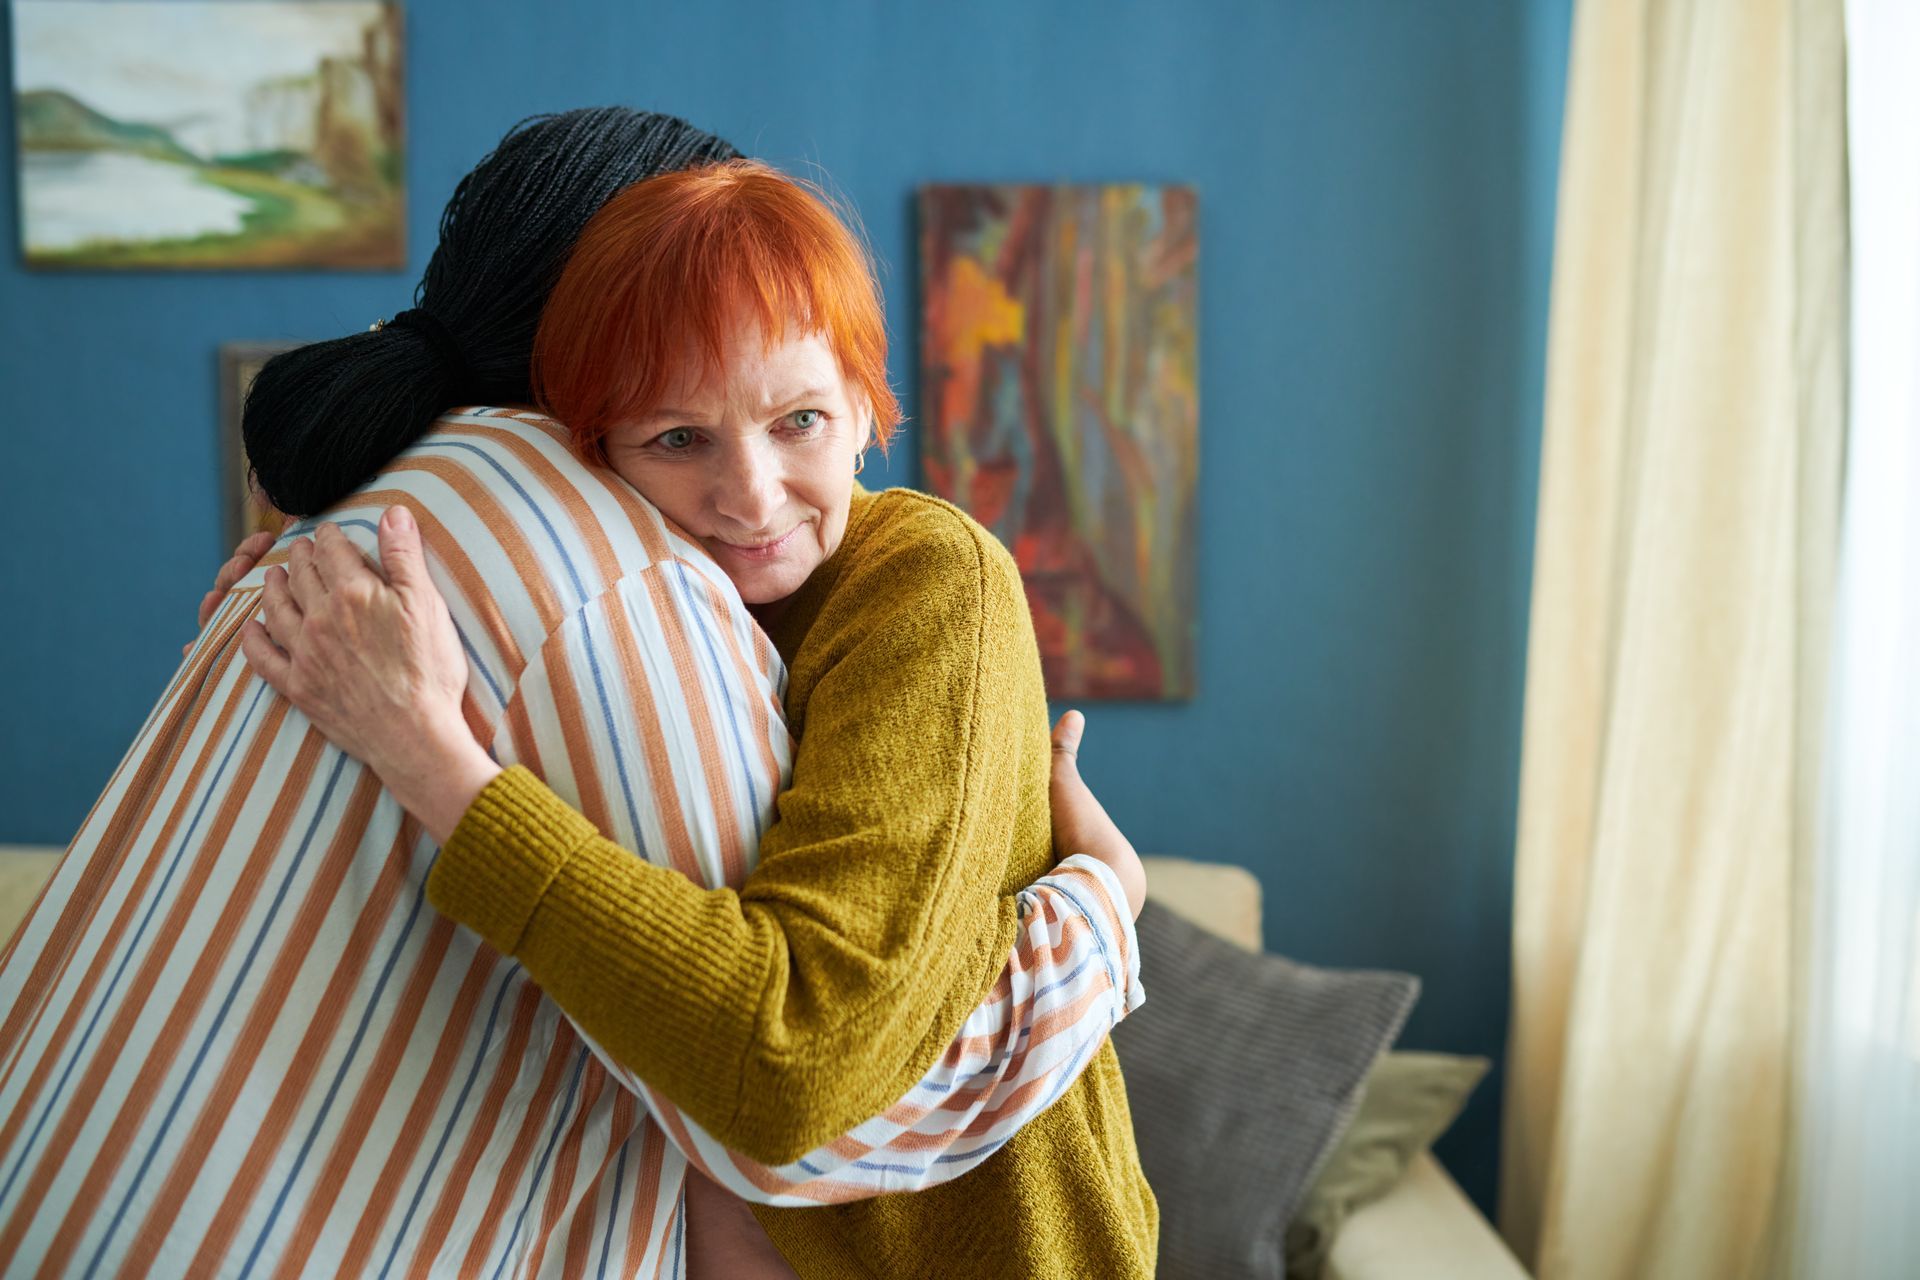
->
xmin=219 ymin=342 xmax=298 ymax=548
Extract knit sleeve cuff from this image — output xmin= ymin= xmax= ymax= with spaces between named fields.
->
xmin=426 ymin=764 xmax=603 ymax=955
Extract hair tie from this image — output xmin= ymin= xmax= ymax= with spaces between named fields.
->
xmin=387 ymin=308 xmax=472 ymax=385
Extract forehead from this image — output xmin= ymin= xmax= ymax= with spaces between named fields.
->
xmin=658 ymin=321 xmax=846 ymax=408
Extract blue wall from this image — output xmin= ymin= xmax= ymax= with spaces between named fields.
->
xmin=0 ymin=0 xmax=1573 ymax=1216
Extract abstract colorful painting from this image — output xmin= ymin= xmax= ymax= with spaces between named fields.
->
xmin=13 ymin=1 xmax=404 ymax=268
xmin=920 ymin=184 xmax=1199 ymax=700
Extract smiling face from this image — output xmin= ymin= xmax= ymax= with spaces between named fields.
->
xmin=604 ymin=317 xmax=869 ymax=608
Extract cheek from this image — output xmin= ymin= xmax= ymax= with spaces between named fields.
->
xmin=613 ymin=464 xmax=705 ymax=528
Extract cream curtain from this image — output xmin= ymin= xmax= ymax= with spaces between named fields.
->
xmin=1500 ymin=0 xmax=1846 ymax=1276
xmin=1781 ymin=0 xmax=1920 ymax=1272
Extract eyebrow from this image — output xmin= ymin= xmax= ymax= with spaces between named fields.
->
xmin=636 ymin=388 xmax=837 ymax=427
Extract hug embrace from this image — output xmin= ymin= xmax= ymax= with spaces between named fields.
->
xmin=0 ymin=108 xmax=1158 ymax=1277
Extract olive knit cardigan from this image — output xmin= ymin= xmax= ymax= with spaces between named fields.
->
xmin=428 ymin=487 xmax=1157 ymax=1278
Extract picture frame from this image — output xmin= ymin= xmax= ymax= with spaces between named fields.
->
xmin=219 ymin=342 xmax=299 ymax=548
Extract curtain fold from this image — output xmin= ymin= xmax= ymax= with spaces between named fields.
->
xmin=1500 ymin=0 xmax=1846 ymax=1276
xmin=1781 ymin=0 xmax=1920 ymax=1273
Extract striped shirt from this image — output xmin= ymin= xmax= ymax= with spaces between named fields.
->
xmin=0 ymin=408 xmax=1145 ymax=1278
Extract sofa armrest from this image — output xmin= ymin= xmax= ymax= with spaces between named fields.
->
xmin=1326 ymin=1152 xmax=1530 ymax=1280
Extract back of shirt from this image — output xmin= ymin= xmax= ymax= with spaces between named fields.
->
xmin=0 ymin=408 xmax=789 ymax=1278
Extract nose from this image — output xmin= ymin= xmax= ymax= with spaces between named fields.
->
xmin=712 ymin=436 xmax=785 ymax=532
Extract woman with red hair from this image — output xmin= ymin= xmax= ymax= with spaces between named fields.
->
xmin=242 ymin=160 xmax=1158 ymax=1277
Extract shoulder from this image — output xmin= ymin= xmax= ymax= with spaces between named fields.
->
xmin=844 ymin=487 xmax=1025 ymax=605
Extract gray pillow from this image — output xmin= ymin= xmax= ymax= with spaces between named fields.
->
xmin=1111 ymin=901 xmax=1419 ymax=1280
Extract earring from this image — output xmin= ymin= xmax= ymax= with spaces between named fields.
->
xmin=853 ymin=451 xmax=867 ymax=476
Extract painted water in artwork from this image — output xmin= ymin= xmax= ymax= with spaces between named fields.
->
xmin=921 ymin=184 xmax=1199 ymax=700
xmin=13 ymin=1 xmax=403 ymax=268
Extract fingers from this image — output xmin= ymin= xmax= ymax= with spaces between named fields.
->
xmin=199 ymin=529 xmax=282 ymax=628
xmin=259 ymin=565 xmax=304 ymax=649
xmin=377 ymin=505 xmax=431 ymax=595
xmin=287 ymin=537 xmax=326 ymax=614
xmin=316 ymin=521 xmax=378 ymax=586
xmin=239 ymin=619 xmax=294 ymax=693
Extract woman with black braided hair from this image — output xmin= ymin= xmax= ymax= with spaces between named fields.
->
xmin=0 ymin=108 xmax=1155 ymax=1277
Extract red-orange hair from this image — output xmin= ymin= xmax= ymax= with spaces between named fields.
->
xmin=532 ymin=159 xmax=901 ymax=465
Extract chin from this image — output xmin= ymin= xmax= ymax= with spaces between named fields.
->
xmin=732 ymin=566 xmax=806 ymax=607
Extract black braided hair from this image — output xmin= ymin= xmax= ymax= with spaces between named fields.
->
xmin=242 ymin=108 xmax=741 ymax=516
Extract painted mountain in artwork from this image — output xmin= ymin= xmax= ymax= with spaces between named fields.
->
xmin=16 ymin=89 xmax=197 ymax=163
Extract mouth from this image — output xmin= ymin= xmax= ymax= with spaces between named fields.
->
xmin=713 ymin=524 xmax=802 ymax=562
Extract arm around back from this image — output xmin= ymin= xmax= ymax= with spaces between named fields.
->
xmin=429 ymin=499 xmax=1049 ymax=1165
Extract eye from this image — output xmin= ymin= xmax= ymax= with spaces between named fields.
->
xmin=790 ymin=409 xmax=824 ymax=432
xmin=653 ymin=427 xmax=698 ymax=452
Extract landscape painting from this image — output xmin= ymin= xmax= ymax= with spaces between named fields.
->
xmin=13 ymin=1 xmax=404 ymax=268
xmin=921 ymin=184 xmax=1199 ymax=700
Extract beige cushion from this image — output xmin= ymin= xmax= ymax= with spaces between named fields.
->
xmin=1142 ymin=854 xmax=1262 ymax=952
xmin=0 ymin=847 xmax=62 ymax=946
xmin=1326 ymin=1152 xmax=1530 ymax=1280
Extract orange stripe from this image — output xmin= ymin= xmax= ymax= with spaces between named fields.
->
xmin=14 ymin=699 xmax=304 ymax=1277
xmin=623 ymin=1105 xmax=664 ymax=1273
xmin=456 ymin=424 xmax=626 ymax=589
xmin=1050 ymin=864 xmax=1131 ymax=977
xmin=404 ymin=981 xmax=544 ymax=1278
xmin=0 ymin=592 xmax=221 ymax=974
xmin=501 ymin=694 xmax=546 ymax=779
xmin=385 ymin=456 xmax=568 ymax=630
xmin=638 ymin=568 xmax=744 ymax=873
xmin=559 ymin=1081 xmax=638 ymax=1280
xmin=0 ymin=603 xmax=253 ymax=1076
xmin=0 ymin=647 xmax=256 ymax=1178
xmin=599 ymin=602 xmax=701 ymax=880
xmin=694 ymin=575 xmax=785 ymax=880
xmin=540 ymin=641 xmax=615 ymax=834
xmin=331 ymin=945 xmax=503 ymax=1279
xmin=515 ymin=417 xmax=676 ymax=566
xmin=269 ymin=912 xmax=459 ymax=1280
xmin=642 ymin=1128 xmax=678 ymax=1280
xmin=148 ymin=779 xmax=400 ymax=1275
xmin=452 ymin=1024 xmax=584 ymax=1279
xmin=522 ymin=1062 xmax=607 ymax=1280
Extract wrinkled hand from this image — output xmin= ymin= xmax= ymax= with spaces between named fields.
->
xmin=240 ymin=507 xmax=496 ymax=840
xmin=1049 ymin=711 xmax=1146 ymax=918
xmin=184 ymin=529 xmax=278 ymax=657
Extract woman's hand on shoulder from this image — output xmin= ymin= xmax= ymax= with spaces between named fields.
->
xmin=1049 ymin=711 xmax=1147 ymax=918
xmin=239 ymin=506 xmax=499 ymax=843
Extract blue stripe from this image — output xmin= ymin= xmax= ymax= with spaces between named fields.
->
xmin=929 ymin=1032 xmax=1103 ymax=1172
xmin=667 ymin=563 xmax=763 ymax=837
xmin=670 ymin=1174 xmax=687 ymax=1279
xmin=419 ymin=441 xmax=591 ymax=607
xmin=910 ymin=1025 xmax=1034 ymax=1096
xmin=594 ymin=1139 xmax=627 ymax=1280
xmin=1031 ymin=952 xmax=1094 ymax=1003
xmin=376 ymin=964 xmax=521 ymax=1280
xmin=578 ymin=607 xmax=650 ymax=863
xmin=82 ymin=750 xmax=354 ymax=1278
xmin=237 ymin=863 xmax=435 ymax=1274
xmin=1045 ymin=879 xmax=1122 ymax=1004
xmin=489 ymin=1048 xmax=590 ymax=1280
xmin=0 ymin=679 xmax=272 ymax=1211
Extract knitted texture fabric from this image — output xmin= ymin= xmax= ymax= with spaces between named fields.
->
xmin=428 ymin=487 xmax=1157 ymax=1278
